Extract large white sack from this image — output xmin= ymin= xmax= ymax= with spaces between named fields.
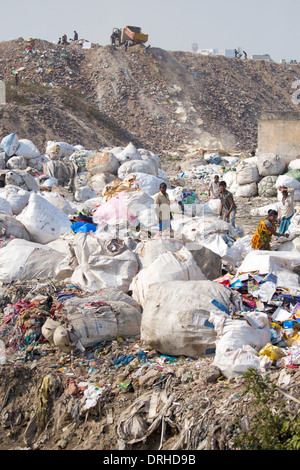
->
xmin=41 ymin=191 xmax=74 ymax=215
xmin=235 ymin=182 xmax=257 ymax=197
xmin=69 ymin=149 xmax=95 ymax=168
xmin=130 ymin=172 xmax=168 ymax=196
xmin=63 ymin=294 xmax=141 ymax=347
xmin=236 ymin=161 xmax=259 ymax=185
xmin=134 ymin=238 xmax=185 ymax=268
xmin=69 ymin=232 xmax=138 ymax=293
xmin=211 ymin=311 xmax=271 ymax=378
xmin=6 ymin=156 xmax=27 ymax=170
xmin=275 ymin=174 xmax=300 ymax=190
xmin=251 ymin=202 xmax=278 ymax=216
xmin=86 ymin=152 xmax=119 ymax=175
xmin=141 ymin=280 xmax=234 ymax=357
xmin=115 ymin=142 xmax=141 ymax=162
xmin=45 ymin=141 xmax=76 ymax=160
xmin=0 ymin=197 xmax=12 ymax=215
xmin=237 ymin=251 xmax=300 ymax=289
xmin=75 ymin=185 xmax=97 ymax=202
xmin=0 ymin=185 xmax=30 ymax=215
xmin=43 ymin=160 xmax=77 ymax=187
xmin=89 ymin=173 xmax=115 ymax=192
xmin=257 ymin=153 xmax=287 ymax=177
xmin=118 ymin=159 xmax=157 ymax=179
xmin=5 ymin=170 xmax=39 ymax=192
xmin=258 ymin=175 xmax=278 ymax=197
xmin=134 ymin=237 xmax=222 ymax=281
xmin=131 ymin=246 xmax=206 ymax=307
xmin=139 ymin=148 xmax=162 ymax=168
xmin=16 ymin=193 xmax=71 ymax=244
xmin=288 ymin=159 xmax=300 ymax=171
xmin=277 ymin=235 xmax=300 ymax=252
xmin=0 ymin=214 xmax=31 ymax=240
xmin=124 ymin=190 xmax=157 ymax=229
xmin=0 ymin=238 xmax=66 ymax=283
xmin=222 ymin=171 xmax=237 ymax=190
xmin=0 ymin=153 xmax=5 ymax=169
xmin=28 ymin=155 xmax=50 ymax=172
xmin=74 ymin=196 xmax=104 ymax=215
xmin=171 ymin=215 xmax=242 ymax=242
xmin=200 ymin=233 xmax=251 ymax=266
xmin=287 ymin=210 xmax=300 ymax=234
xmin=1 ymin=133 xmax=19 ymax=157
xmin=15 ymin=139 xmax=40 ymax=159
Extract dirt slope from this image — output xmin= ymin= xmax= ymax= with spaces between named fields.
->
xmin=0 ymin=38 xmax=300 ymax=156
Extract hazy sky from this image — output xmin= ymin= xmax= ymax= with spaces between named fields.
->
xmin=0 ymin=0 xmax=299 ymax=62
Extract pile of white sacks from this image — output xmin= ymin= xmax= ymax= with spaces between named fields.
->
xmin=1 ymin=133 xmax=300 ymax=379
xmin=224 ymin=152 xmax=300 ymax=200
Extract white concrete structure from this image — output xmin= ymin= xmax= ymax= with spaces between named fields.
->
xmin=0 ymin=81 xmax=6 ymax=105
xmin=197 ymin=48 xmax=236 ymax=58
xmin=251 ymin=54 xmax=273 ymax=62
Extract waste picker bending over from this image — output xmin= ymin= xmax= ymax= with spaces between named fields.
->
xmin=219 ymin=181 xmax=237 ymax=227
xmin=251 ymin=209 xmax=288 ymax=251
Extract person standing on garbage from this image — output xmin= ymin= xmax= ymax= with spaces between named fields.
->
xmin=219 ymin=181 xmax=237 ymax=227
xmin=278 ymin=186 xmax=295 ymax=234
xmin=74 ymin=31 xmax=78 ymax=41
xmin=154 ymin=183 xmax=173 ymax=235
xmin=208 ymin=175 xmax=220 ymax=199
xmin=251 ymin=210 xmax=287 ymax=250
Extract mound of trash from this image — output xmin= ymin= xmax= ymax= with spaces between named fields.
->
xmin=0 ymin=133 xmax=300 ymax=451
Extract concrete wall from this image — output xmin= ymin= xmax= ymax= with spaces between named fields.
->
xmin=257 ymin=111 xmax=300 ymax=164
xmin=0 ymin=81 xmax=5 ymax=105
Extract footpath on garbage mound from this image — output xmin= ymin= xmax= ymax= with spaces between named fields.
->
xmin=0 ymin=129 xmax=300 ymax=451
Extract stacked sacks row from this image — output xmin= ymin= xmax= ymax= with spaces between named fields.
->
xmin=223 ymin=151 xmax=300 ymax=199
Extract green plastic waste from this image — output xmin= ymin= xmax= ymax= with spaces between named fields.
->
xmin=286 ymin=169 xmax=300 ymax=182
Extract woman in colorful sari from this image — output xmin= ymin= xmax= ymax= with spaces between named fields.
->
xmin=251 ymin=210 xmax=287 ymax=250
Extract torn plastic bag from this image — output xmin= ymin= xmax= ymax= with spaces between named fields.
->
xmin=210 ymin=311 xmax=271 ymax=378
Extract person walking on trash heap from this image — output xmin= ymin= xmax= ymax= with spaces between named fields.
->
xmin=208 ymin=175 xmax=220 ymax=199
xmin=251 ymin=209 xmax=288 ymax=251
xmin=74 ymin=31 xmax=78 ymax=41
xmin=278 ymin=186 xmax=295 ymax=234
xmin=219 ymin=181 xmax=237 ymax=227
xmin=154 ymin=182 xmax=173 ymax=235
xmin=58 ymin=37 xmax=62 ymax=44
xmin=15 ymin=73 xmax=19 ymax=86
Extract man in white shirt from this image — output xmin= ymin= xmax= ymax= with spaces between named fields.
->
xmin=208 ymin=175 xmax=220 ymax=199
xmin=278 ymin=186 xmax=295 ymax=234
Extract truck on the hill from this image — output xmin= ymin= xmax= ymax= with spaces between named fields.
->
xmin=110 ymin=26 xmax=148 ymax=47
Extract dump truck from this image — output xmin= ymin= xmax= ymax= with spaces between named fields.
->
xmin=110 ymin=26 xmax=148 ymax=47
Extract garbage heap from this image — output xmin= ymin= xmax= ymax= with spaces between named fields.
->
xmin=0 ymin=132 xmax=300 ymax=450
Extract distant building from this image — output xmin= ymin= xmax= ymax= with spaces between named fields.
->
xmin=197 ymin=48 xmax=236 ymax=58
xmin=0 ymin=81 xmax=5 ymax=105
xmin=251 ymin=54 xmax=273 ymax=62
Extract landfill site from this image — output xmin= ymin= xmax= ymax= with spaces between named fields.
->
xmin=1 ymin=32 xmax=300 ymax=453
